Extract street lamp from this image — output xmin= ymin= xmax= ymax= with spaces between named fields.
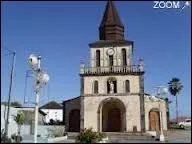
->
xmin=153 ymin=86 xmax=169 ymax=142
xmin=27 ymin=54 xmax=49 ymax=143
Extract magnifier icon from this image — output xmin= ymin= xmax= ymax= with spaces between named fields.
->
xmin=182 ymin=1 xmax=191 ymax=10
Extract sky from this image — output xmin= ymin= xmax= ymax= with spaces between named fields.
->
xmin=1 ymin=1 xmax=191 ymax=119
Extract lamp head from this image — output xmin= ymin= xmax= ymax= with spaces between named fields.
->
xmin=162 ymin=87 xmax=169 ymax=94
xmin=28 ymin=54 xmax=38 ymax=67
xmin=39 ymin=72 xmax=49 ymax=84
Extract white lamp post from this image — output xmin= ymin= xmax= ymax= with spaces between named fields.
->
xmin=154 ymin=86 xmax=169 ymax=142
xmin=27 ymin=54 xmax=49 ymax=143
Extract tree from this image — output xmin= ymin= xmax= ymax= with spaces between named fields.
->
xmin=11 ymin=101 xmax=22 ymax=107
xmin=1 ymin=101 xmax=22 ymax=107
xmin=168 ymin=78 xmax=183 ymax=123
xmin=12 ymin=112 xmax=25 ymax=143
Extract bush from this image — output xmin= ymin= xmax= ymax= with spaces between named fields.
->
xmin=47 ymin=127 xmax=65 ymax=138
xmin=1 ymin=135 xmax=12 ymax=143
xmin=63 ymin=132 xmax=68 ymax=136
xmin=11 ymin=133 xmax=22 ymax=143
xmin=76 ymin=128 xmax=106 ymax=143
xmin=1 ymin=129 xmax=12 ymax=143
xmin=96 ymin=132 xmax=106 ymax=141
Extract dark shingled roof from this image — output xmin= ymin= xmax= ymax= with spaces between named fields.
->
xmin=39 ymin=101 xmax=62 ymax=109
xmin=100 ymin=1 xmax=123 ymax=27
xmin=99 ymin=1 xmax=125 ymax=40
xmin=63 ymin=96 xmax=80 ymax=103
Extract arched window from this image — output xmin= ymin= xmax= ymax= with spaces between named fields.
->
xmin=125 ymin=80 xmax=130 ymax=93
xmin=93 ymin=81 xmax=98 ymax=94
xmin=96 ymin=50 xmax=100 ymax=67
xmin=122 ymin=49 xmax=127 ymax=66
xmin=107 ymin=77 xmax=117 ymax=94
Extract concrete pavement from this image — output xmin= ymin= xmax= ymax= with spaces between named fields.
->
xmin=56 ymin=129 xmax=191 ymax=143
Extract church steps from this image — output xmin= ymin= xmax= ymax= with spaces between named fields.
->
xmin=67 ymin=132 xmax=154 ymax=140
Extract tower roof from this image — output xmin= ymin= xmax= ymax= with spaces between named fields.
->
xmin=100 ymin=1 xmax=124 ymax=27
xmin=99 ymin=1 xmax=124 ymax=40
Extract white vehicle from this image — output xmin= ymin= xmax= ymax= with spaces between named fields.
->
xmin=179 ymin=119 xmax=191 ymax=129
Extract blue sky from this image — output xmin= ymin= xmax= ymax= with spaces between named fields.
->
xmin=1 ymin=1 xmax=191 ymax=119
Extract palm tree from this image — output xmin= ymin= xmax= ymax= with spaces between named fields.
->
xmin=12 ymin=112 xmax=25 ymax=143
xmin=168 ymin=78 xmax=183 ymax=123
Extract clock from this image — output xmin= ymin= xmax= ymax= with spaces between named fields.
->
xmin=107 ymin=48 xmax=115 ymax=56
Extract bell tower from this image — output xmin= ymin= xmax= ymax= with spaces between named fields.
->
xmin=99 ymin=1 xmax=124 ymax=40
xmin=80 ymin=1 xmax=146 ymax=133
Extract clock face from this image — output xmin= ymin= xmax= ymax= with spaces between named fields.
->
xmin=107 ymin=48 xmax=115 ymax=56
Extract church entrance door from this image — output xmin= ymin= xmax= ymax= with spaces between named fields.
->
xmin=107 ymin=108 xmax=121 ymax=131
xmin=149 ymin=110 xmax=160 ymax=131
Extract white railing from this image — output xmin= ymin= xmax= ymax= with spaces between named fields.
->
xmin=80 ymin=65 xmax=144 ymax=75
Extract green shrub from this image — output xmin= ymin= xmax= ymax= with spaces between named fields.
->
xmin=76 ymin=128 xmax=106 ymax=143
xmin=96 ymin=132 xmax=106 ymax=141
xmin=47 ymin=127 xmax=65 ymax=138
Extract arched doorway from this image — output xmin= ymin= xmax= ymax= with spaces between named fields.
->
xmin=107 ymin=108 xmax=121 ymax=131
xmin=97 ymin=98 xmax=126 ymax=132
xmin=69 ymin=109 xmax=80 ymax=132
xmin=149 ymin=109 xmax=160 ymax=131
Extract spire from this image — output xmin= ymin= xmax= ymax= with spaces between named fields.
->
xmin=99 ymin=1 xmax=124 ymax=40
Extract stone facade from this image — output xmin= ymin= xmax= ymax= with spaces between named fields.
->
xmin=83 ymin=75 xmax=140 ymax=95
xmin=63 ymin=1 xmax=168 ymax=133
xmin=144 ymin=95 xmax=168 ymax=131
xmin=83 ymin=95 xmax=141 ymax=132
xmin=64 ymin=94 xmax=168 ymax=132
xmin=90 ymin=45 xmax=133 ymax=67
xmin=63 ymin=97 xmax=80 ymax=132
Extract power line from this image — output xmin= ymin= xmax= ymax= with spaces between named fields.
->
xmin=47 ymin=83 xmax=50 ymax=102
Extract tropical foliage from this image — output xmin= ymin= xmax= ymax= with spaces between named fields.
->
xmin=12 ymin=112 xmax=25 ymax=143
xmin=76 ymin=128 xmax=107 ymax=143
xmin=168 ymin=77 xmax=183 ymax=123
xmin=47 ymin=127 xmax=66 ymax=138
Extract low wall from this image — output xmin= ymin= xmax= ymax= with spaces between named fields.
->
xmin=36 ymin=125 xmax=65 ymax=138
xmin=1 ymin=105 xmax=65 ymax=138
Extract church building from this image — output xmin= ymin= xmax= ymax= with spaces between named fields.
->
xmin=63 ymin=1 xmax=168 ymax=133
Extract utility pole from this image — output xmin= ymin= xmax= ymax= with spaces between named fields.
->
xmin=4 ymin=51 xmax=16 ymax=141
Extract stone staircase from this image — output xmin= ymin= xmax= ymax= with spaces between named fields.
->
xmin=67 ymin=132 xmax=155 ymax=140
xmin=104 ymin=132 xmax=154 ymax=140
xmin=67 ymin=132 xmax=79 ymax=139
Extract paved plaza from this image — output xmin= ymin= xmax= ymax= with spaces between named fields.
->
xmin=56 ymin=130 xmax=191 ymax=143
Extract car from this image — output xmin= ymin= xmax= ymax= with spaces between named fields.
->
xmin=179 ymin=119 xmax=191 ymax=129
